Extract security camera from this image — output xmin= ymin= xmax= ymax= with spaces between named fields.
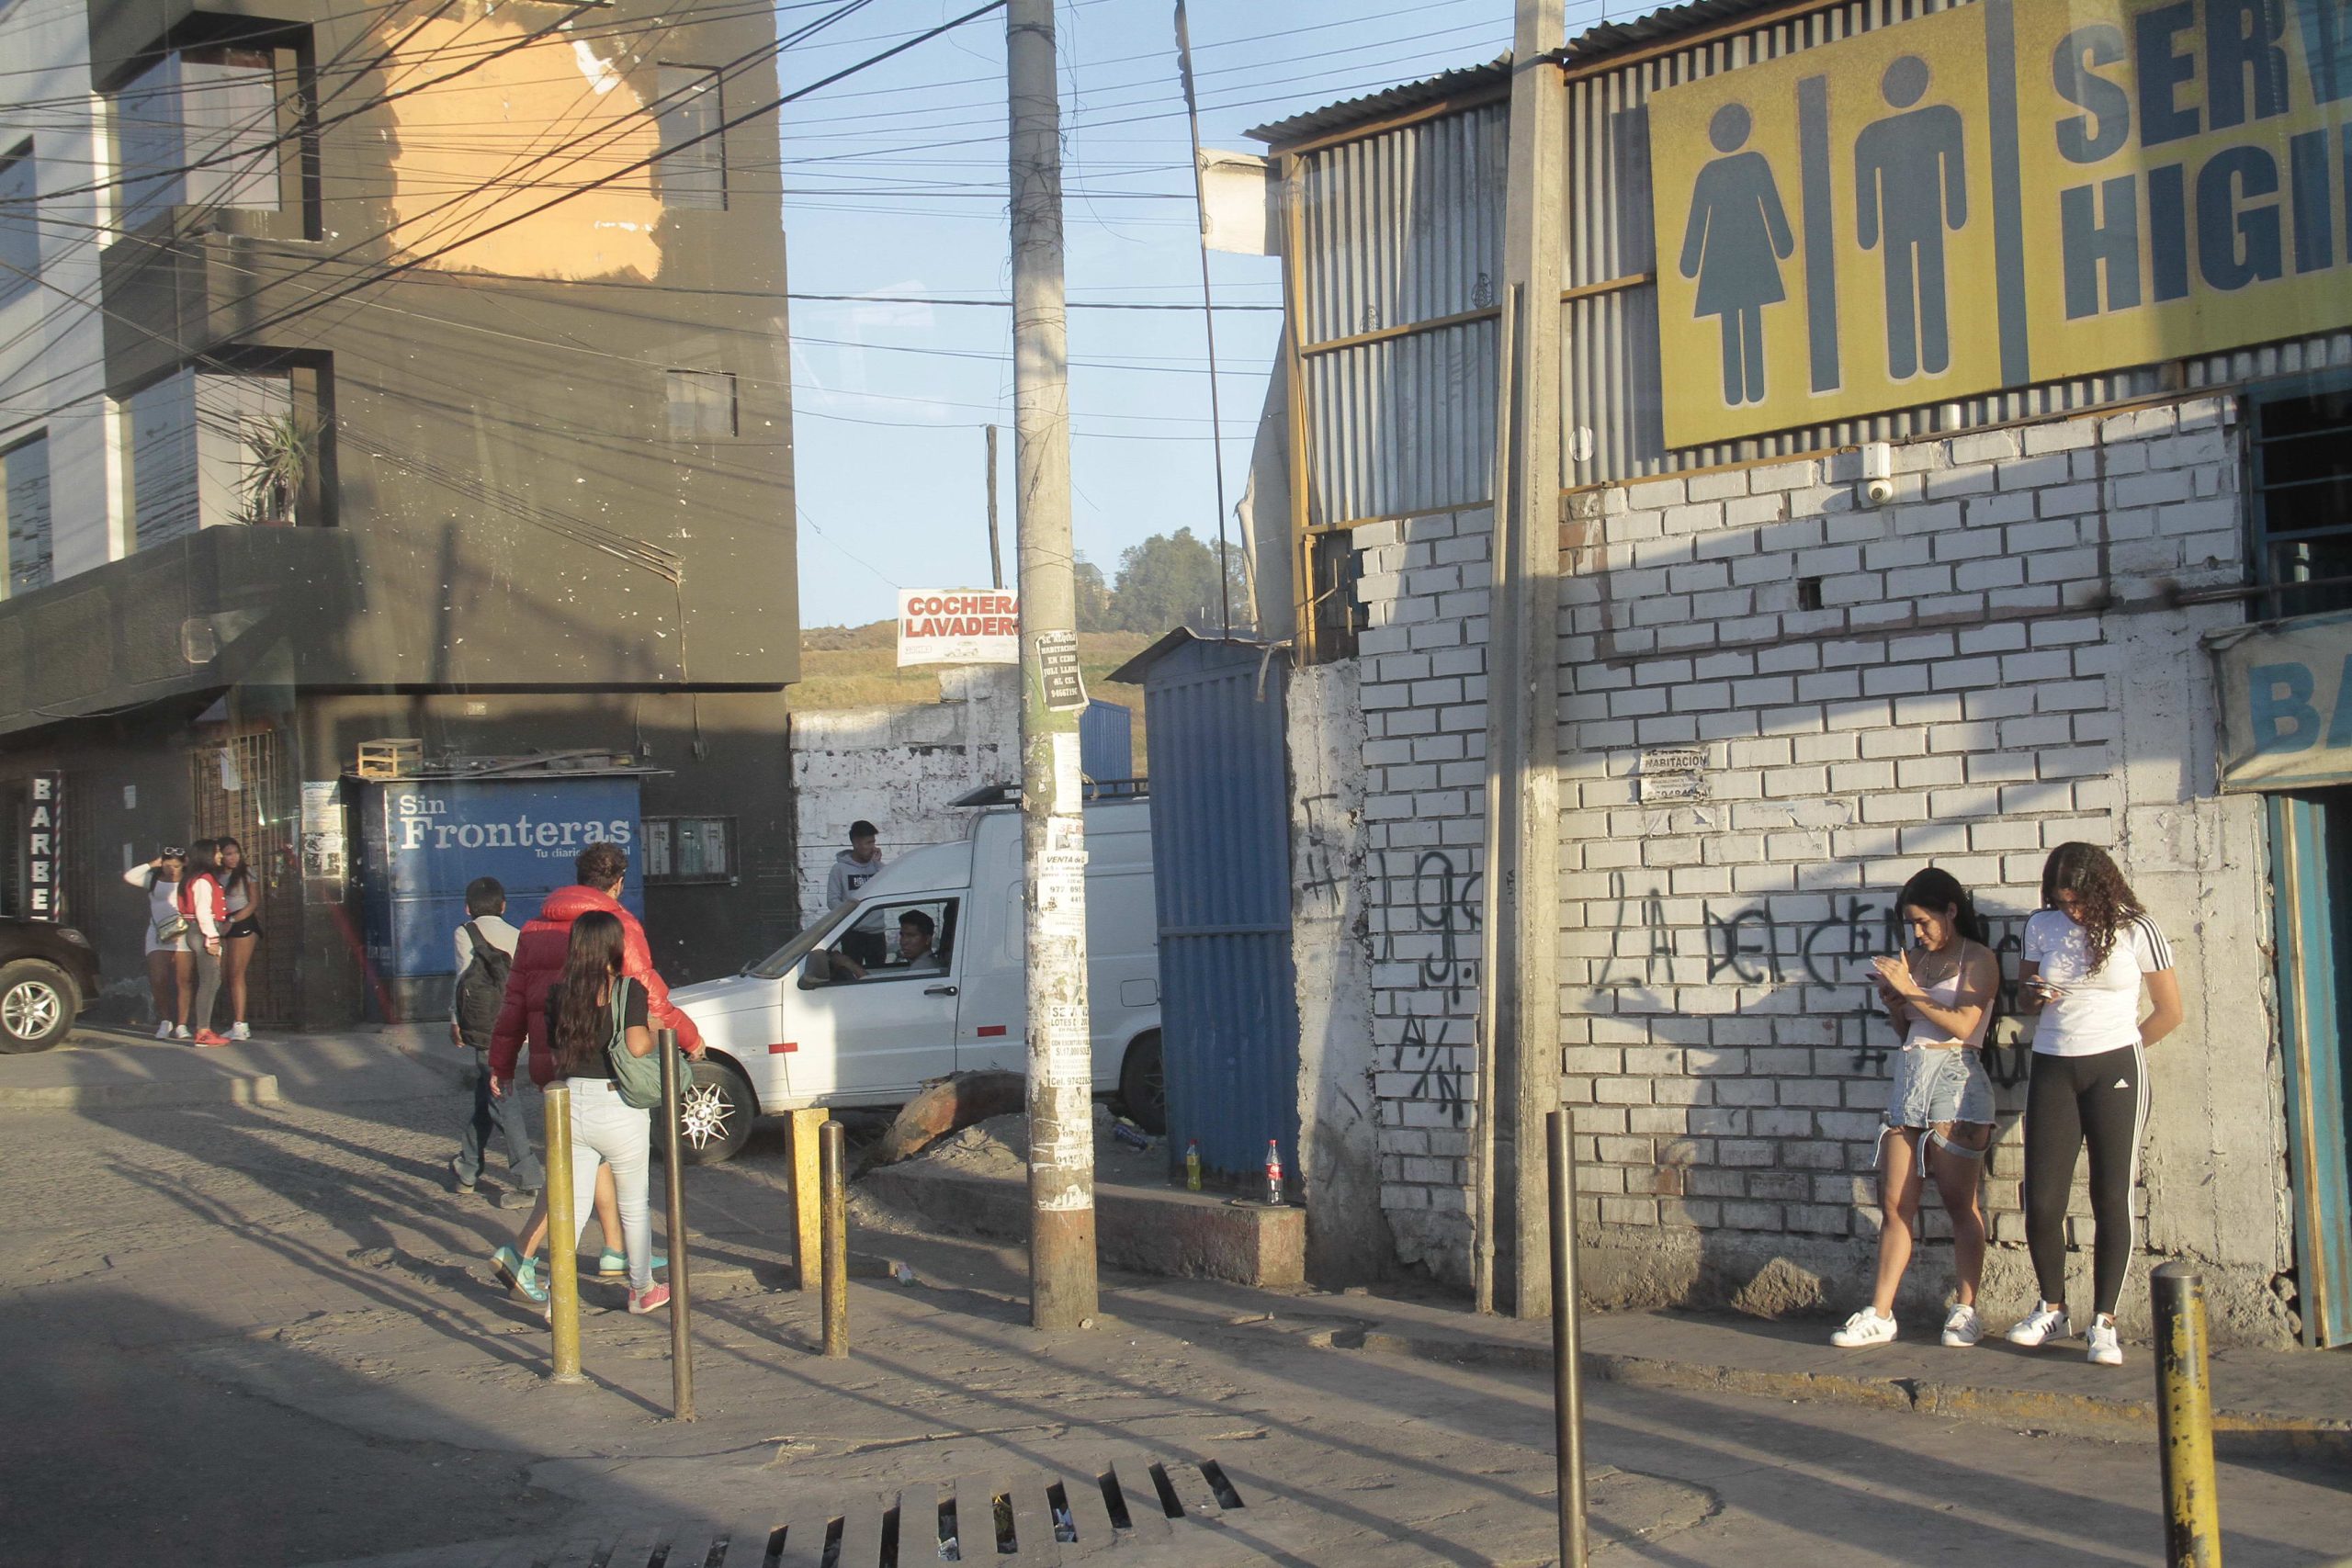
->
xmin=1858 ymin=442 xmax=1894 ymax=508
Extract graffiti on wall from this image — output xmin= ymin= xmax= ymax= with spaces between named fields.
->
xmin=1380 ymin=848 xmax=1482 ymax=1124
xmin=1592 ymin=872 xmax=2032 ymax=1085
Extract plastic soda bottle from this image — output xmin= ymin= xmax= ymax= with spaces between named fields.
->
xmin=1263 ymin=1140 xmax=1283 ymax=1206
xmin=1185 ymin=1139 xmax=1203 ymax=1192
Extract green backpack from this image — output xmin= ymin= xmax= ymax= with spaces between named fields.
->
xmin=602 ymin=977 xmax=670 ymax=1111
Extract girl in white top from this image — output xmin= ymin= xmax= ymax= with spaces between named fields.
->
xmin=2008 ymin=841 xmax=2182 ymax=1369
xmin=124 ymin=848 xmax=191 ymax=1039
xmin=1830 ymin=866 xmax=2001 ymax=1351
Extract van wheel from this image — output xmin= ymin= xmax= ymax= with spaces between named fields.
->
xmin=0 ymin=960 xmax=77 ymax=1054
xmin=672 ymin=1057 xmax=756 ymax=1165
xmin=1119 ymin=1031 xmax=1165 ymax=1135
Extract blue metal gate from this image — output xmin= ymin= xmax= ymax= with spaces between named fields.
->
xmin=1127 ymin=635 xmax=1300 ymax=1186
xmin=2269 ymin=795 xmax=2352 ymax=1347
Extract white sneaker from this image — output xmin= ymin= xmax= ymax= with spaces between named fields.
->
xmin=2007 ymin=1302 xmax=2072 ymax=1347
xmin=230 ymin=1023 xmax=251 ymax=1041
xmin=2087 ymin=1317 xmax=2123 ymax=1366
xmin=173 ymin=1024 xmax=193 ymax=1042
xmin=155 ymin=1021 xmax=175 ymax=1040
xmin=1831 ymin=1308 xmax=1897 ymax=1348
xmin=1940 ymin=1303 xmax=1984 ymax=1348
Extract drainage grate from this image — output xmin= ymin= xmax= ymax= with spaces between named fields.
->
xmin=468 ymin=1450 xmax=1249 ymax=1567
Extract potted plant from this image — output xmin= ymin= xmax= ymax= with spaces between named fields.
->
xmin=239 ymin=412 xmax=314 ymax=525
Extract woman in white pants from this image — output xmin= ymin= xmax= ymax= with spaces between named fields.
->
xmin=538 ymin=910 xmax=672 ymax=1313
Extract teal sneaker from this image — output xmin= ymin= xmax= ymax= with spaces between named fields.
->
xmin=596 ymin=1248 xmax=668 ymax=1279
xmin=492 ymin=1245 xmax=548 ymax=1304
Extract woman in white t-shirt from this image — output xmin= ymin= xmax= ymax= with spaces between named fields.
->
xmin=2008 ymin=841 xmax=2182 ymax=1368
xmin=123 ymin=847 xmax=191 ymax=1039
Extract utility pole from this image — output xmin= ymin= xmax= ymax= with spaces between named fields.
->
xmin=986 ymin=424 xmax=1003 ymax=591
xmin=1478 ymin=0 xmax=1567 ymax=1318
xmin=1007 ymin=0 xmax=1097 ymax=1332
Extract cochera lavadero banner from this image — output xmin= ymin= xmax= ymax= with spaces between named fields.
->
xmin=1650 ymin=0 xmax=2352 ymax=447
xmin=897 ymin=589 xmax=1019 ymax=667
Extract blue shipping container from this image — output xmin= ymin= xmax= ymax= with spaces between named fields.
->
xmin=355 ymin=775 xmax=645 ymax=1019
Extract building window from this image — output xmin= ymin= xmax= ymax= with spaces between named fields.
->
xmin=2250 ymin=378 xmax=2352 ymax=622
xmin=2 ymin=433 xmax=51 ymax=595
xmin=644 ymin=816 xmax=735 ymax=883
xmin=666 ymin=369 xmax=736 ymax=439
xmin=0 ymin=141 xmax=35 ymax=304
xmin=655 ymin=65 xmax=726 ymax=211
xmin=127 ymin=364 xmax=322 ymax=547
xmin=115 ymin=46 xmax=288 ymax=231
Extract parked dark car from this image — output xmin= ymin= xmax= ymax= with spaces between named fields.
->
xmin=0 ymin=919 xmax=99 ymax=1053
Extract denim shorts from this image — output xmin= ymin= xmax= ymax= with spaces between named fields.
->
xmin=1884 ymin=1045 xmax=1996 ymax=1129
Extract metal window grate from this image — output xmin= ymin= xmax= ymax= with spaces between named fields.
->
xmin=2251 ymin=378 xmax=2352 ymax=623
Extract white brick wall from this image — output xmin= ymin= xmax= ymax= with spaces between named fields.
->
xmin=1346 ymin=398 xmax=2289 ymax=1318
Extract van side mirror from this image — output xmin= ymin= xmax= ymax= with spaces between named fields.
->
xmin=800 ymin=950 xmax=834 ymax=988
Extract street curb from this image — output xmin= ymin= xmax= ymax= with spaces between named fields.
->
xmin=1306 ymin=1325 xmax=2352 ymax=1461
xmin=0 ymin=1073 xmax=281 ymax=1111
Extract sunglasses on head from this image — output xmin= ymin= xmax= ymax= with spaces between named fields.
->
xmin=159 ymin=847 xmax=187 ymax=860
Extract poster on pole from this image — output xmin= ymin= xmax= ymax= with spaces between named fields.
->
xmin=1036 ymin=628 xmax=1088 ymax=712
xmin=897 ymin=589 xmax=1020 ymax=667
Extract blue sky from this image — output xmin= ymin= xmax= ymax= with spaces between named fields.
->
xmin=775 ymin=0 xmax=1529 ymax=627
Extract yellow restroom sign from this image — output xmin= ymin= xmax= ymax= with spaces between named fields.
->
xmin=1649 ymin=0 xmax=2352 ymax=448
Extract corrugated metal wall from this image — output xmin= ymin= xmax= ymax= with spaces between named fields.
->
xmin=1296 ymin=104 xmax=1507 ymax=525
xmin=1137 ymin=638 xmax=1302 ymax=1184
xmin=1557 ymin=0 xmax=2352 ymax=485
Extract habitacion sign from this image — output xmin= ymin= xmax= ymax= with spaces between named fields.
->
xmin=897 ymin=588 xmax=1019 ymax=667
xmin=2212 ymin=610 xmax=2352 ymax=789
xmin=1650 ymin=0 xmax=2352 ymax=447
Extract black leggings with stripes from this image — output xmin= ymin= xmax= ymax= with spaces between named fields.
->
xmin=2023 ymin=1043 xmax=2147 ymax=1320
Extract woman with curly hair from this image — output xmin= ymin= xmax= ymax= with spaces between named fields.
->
xmin=2008 ymin=842 xmax=2182 ymax=1367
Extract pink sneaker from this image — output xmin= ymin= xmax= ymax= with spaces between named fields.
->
xmin=191 ymin=1030 xmax=232 ymax=1047
xmin=628 ymin=1283 xmax=671 ymax=1314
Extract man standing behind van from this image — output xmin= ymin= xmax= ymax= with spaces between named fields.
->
xmin=827 ymin=820 xmax=886 ymax=907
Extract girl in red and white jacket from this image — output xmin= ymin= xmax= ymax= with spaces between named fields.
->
xmin=180 ymin=840 xmax=231 ymax=1046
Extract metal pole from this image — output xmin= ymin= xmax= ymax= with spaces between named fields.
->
xmin=820 ymin=1120 xmax=849 ymax=1358
xmin=657 ymin=1028 xmax=695 ymax=1420
xmin=543 ymin=1081 xmax=583 ymax=1383
xmin=1547 ymin=1110 xmax=1589 ymax=1567
xmin=986 ymin=424 xmax=1003 ymax=591
xmin=1007 ymin=0 xmax=1098 ymax=1333
xmin=1171 ymin=0 xmax=1233 ymax=637
xmin=2154 ymin=1261 xmax=2223 ymax=1567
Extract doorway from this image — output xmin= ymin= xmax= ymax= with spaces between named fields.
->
xmin=187 ymin=734 xmax=299 ymax=1028
xmin=2269 ymin=790 xmax=2352 ymax=1346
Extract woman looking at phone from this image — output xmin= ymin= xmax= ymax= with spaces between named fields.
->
xmin=1830 ymin=867 xmax=1999 ymax=1349
xmin=2009 ymin=842 xmax=2182 ymax=1367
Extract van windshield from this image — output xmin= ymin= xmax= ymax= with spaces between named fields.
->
xmin=742 ymin=902 xmax=853 ymax=979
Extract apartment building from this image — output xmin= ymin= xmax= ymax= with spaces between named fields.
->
xmin=0 ymin=0 xmax=799 ymax=1023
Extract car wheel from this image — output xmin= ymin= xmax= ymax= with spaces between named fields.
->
xmin=1119 ymin=1030 xmax=1165 ymax=1135
xmin=0 ymin=959 xmax=78 ymax=1055
xmin=670 ymin=1056 xmax=756 ymax=1165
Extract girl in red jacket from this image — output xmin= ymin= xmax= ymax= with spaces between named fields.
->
xmin=180 ymin=840 xmax=231 ymax=1046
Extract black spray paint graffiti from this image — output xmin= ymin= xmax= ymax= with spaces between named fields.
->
xmin=1382 ymin=850 xmax=1482 ymax=1124
xmin=1596 ymin=873 xmax=2032 ymax=1087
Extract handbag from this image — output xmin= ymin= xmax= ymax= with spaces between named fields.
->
xmin=602 ymin=977 xmax=671 ymax=1111
xmin=153 ymin=882 xmax=192 ymax=944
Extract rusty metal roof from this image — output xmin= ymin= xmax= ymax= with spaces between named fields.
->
xmin=1561 ymin=0 xmax=1790 ymax=59
xmin=1245 ymin=55 xmax=1510 ymax=147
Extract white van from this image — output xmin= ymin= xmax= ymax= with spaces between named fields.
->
xmin=664 ymin=795 xmax=1162 ymax=1163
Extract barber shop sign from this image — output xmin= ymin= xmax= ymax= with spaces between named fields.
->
xmin=24 ymin=772 xmax=62 ymax=920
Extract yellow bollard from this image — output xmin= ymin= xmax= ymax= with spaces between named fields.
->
xmin=789 ymin=1108 xmax=827 ymax=1292
xmin=820 ymin=1120 xmax=848 ymax=1358
xmin=2154 ymin=1260 xmax=2222 ymax=1567
xmin=543 ymin=1081 xmax=584 ymax=1383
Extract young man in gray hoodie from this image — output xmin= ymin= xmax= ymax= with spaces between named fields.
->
xmin=826 ymin=819 xmax=885 ymax=907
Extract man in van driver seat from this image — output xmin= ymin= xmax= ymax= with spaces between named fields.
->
xmin=834 ymin=909 xmax=942 ymax=980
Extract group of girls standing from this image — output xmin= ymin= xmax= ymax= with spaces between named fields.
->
xmin=124 ymin=839 xmax=262 ymax=1045
xmin=1832 ymin=840 xmax=2183 ymax=1367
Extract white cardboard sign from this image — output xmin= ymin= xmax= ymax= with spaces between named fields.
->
xmin=897 ymin=589 xmax=1019 ymax=667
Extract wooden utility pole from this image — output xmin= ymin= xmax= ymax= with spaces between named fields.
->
xmin=1007 ymin=0 xmax=1097 ymax=1331
xmin=1478 ymin=0 xmax=1567 ymax=1318
xmin=986 ymin=424 xmax=1004 ymax=591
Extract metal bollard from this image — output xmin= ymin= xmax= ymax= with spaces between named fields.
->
xmin=657 ymin=1029 xmax=695 ymax=1421
xmin=543 ymin=1081 xmax=584 ymax=1383
xmin=789 ymin=1108 xmax=827 ymax=1292
xmin=820 ymin=1120 xmax=848 ymax=1358
xmin=2154 ymin=1261 xmax=2223 ymax=1567
xmin=1547 ymin=1109 xmax=1590 ymax=1568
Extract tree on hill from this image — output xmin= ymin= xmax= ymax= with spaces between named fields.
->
xmin=1109 ymin=527 xmax=1249 ymax=635
xmin=1074 ymin=556 xmax=1116 ymax=633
